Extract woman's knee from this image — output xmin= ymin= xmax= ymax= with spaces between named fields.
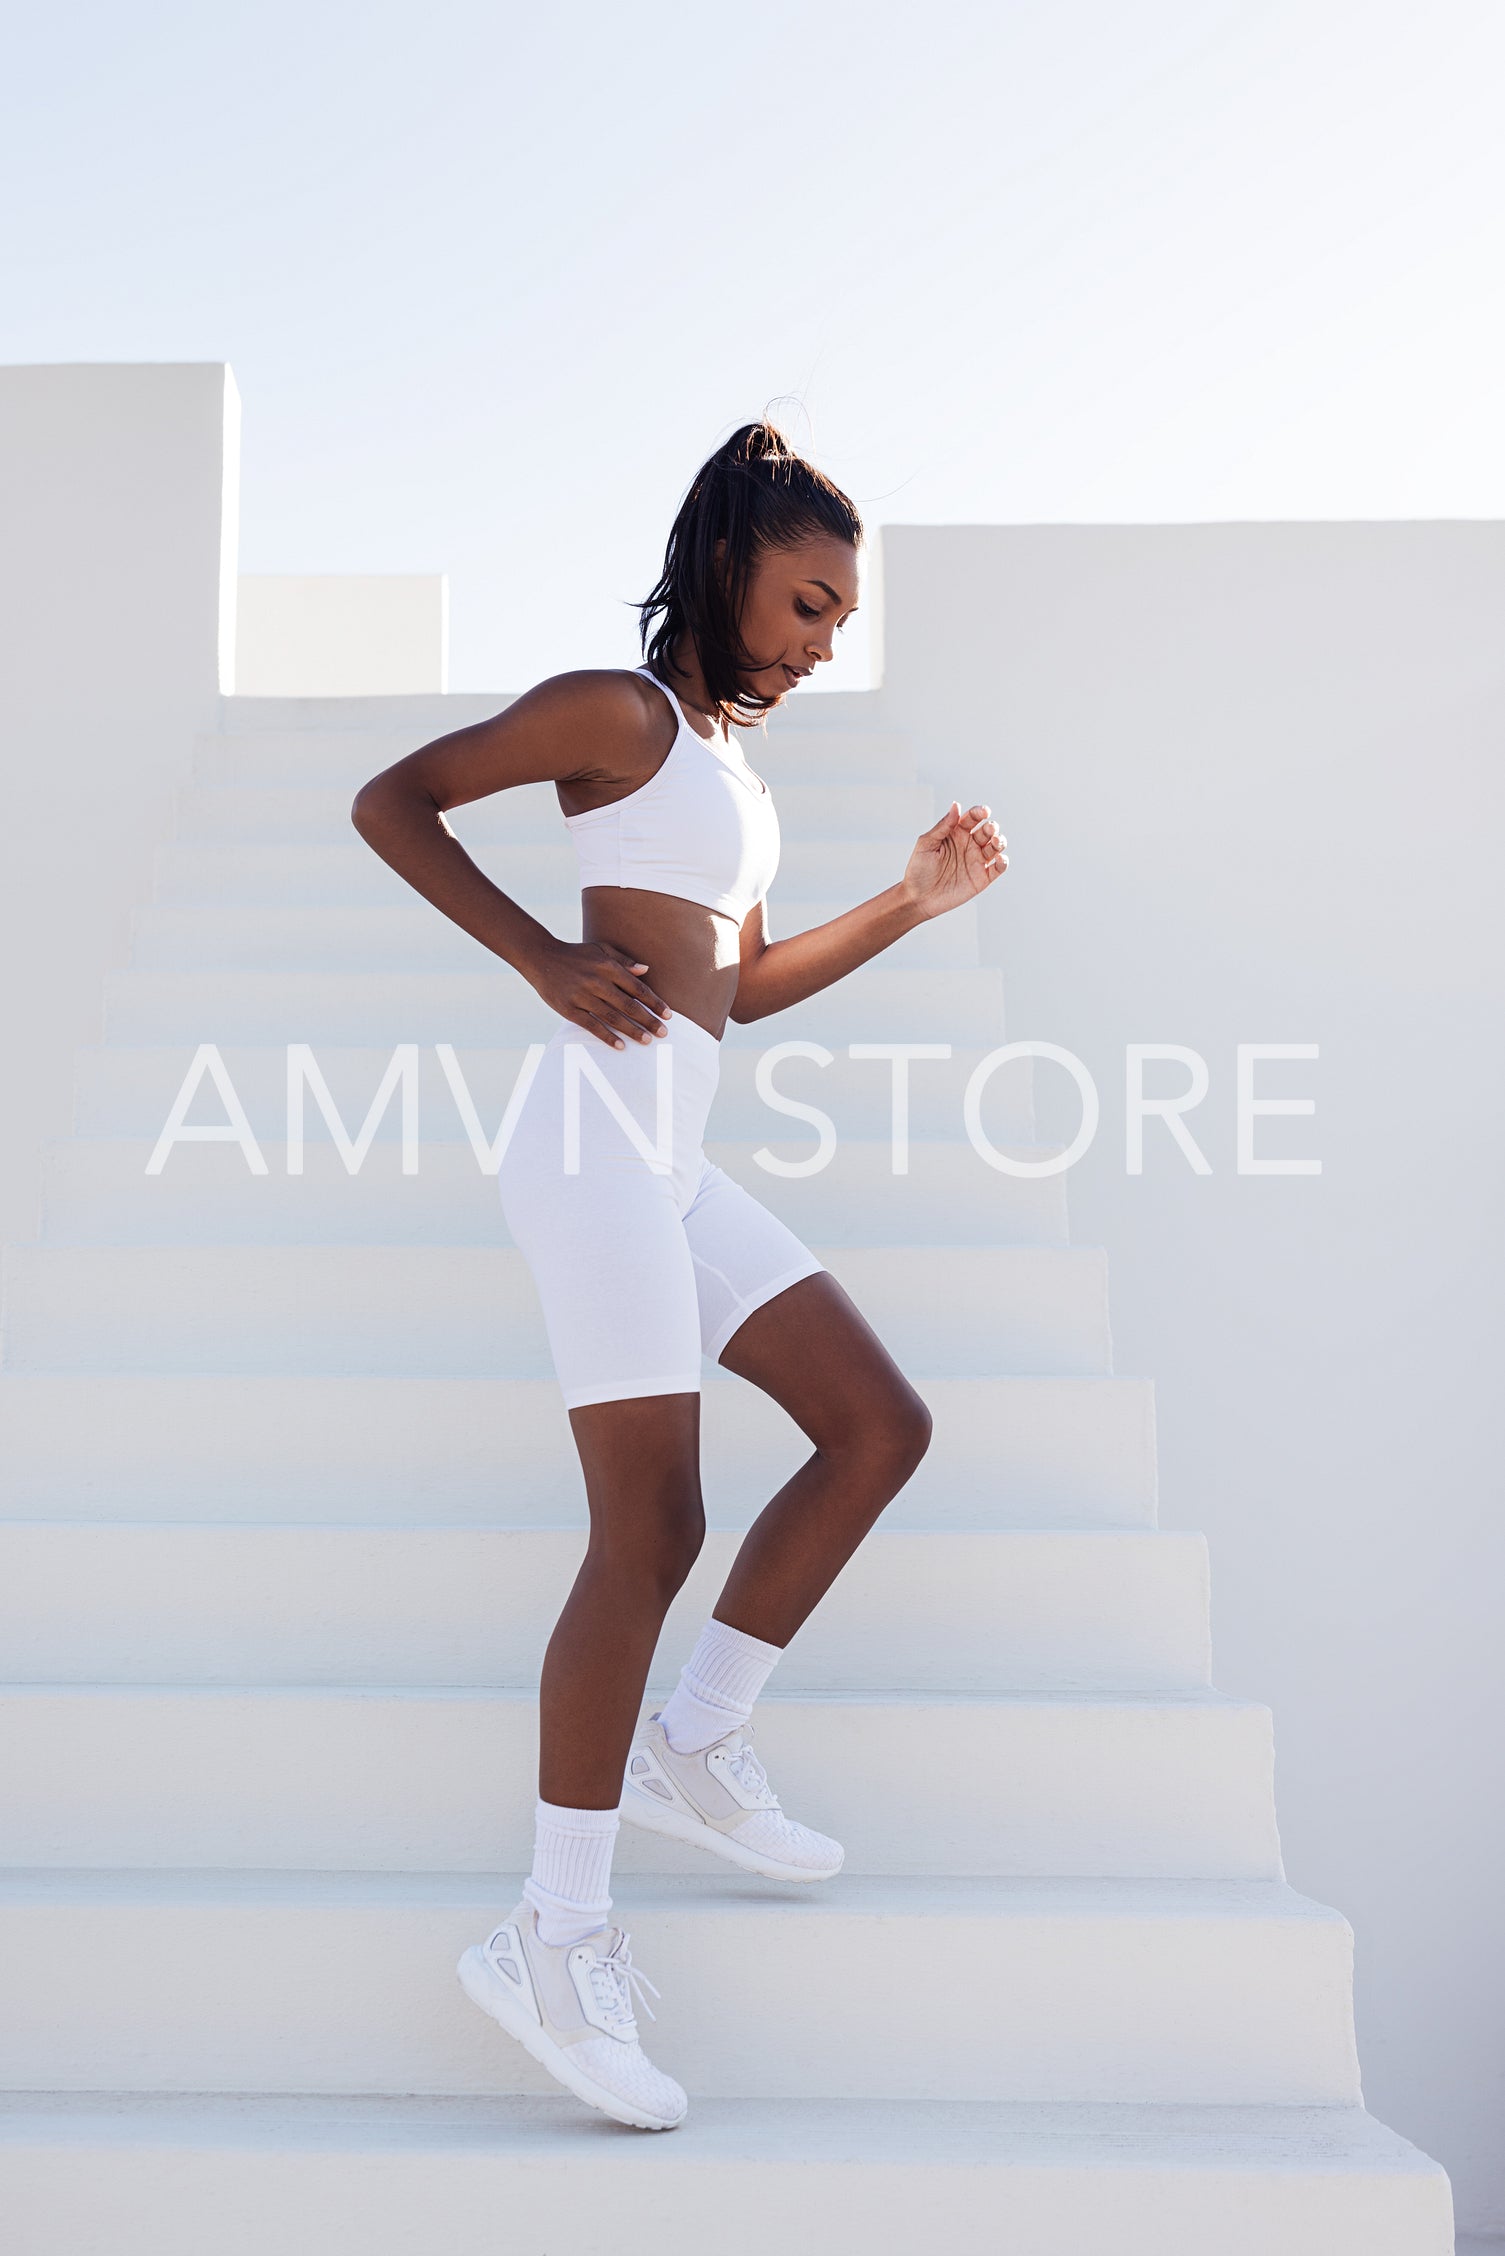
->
xmin=571 ymin=1396 xmax=706 ymax=1597
xmin=885 ymin=1384 xmax=933 ymax=1476
xmin=824 ymin=1380 xmax=932 ymax=1486
xmin=653 ymin=1499 xmax=707 ymax=1594
xmin=591 ymin=1491 xmax=706 ymax=1608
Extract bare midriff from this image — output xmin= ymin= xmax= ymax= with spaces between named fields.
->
xmin=580 ymin=885 xmax=743 ymax=1043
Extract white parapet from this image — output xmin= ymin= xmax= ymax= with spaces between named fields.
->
xmin=0 ymin=362 xmax=238 ymax=1243
xmin=235 ymin=576 xmax=449 ymax=696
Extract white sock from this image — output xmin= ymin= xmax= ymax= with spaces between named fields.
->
xmin=658 ymin=1617 xmax=783 ymax=1754
xmin=522 ymin=1800 xmax=619 ymax=1947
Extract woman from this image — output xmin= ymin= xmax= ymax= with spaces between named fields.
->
xmin=351 ymin=422 xmax=1007 ymax=2131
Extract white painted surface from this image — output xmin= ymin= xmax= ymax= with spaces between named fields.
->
xmin=176 ymin=775 xmax=933 ymax=843
xmin=197 ymin=719 xmax=919 ymax=788
xmin=0 ymin=1688 xmax=1278 ymax=1877
xmin=126 ymin=894 xmax=981 ymax=968
xmin=0 ymin=1242 xmax=1102 ymax=1372
xmin=71 ymin=1042 xmax=1039 ymax=1144
xmin=0 ymin=1372 xmax=1159 ymax=1526
xmin=236 ymin=577 xmax=448 ymax=696
xmin=0 ymin=364 xmax=237 ymax=1243
xmin=0 ymin=2097 xmax=1455 ymax=2256
xmin=151 ymin=835 xmax=916 ymax=904
xmin=877 ymin=520 xmax=1501 ymax=2231
xmin=67 ymin=1037 xmax=1037 ymax=1146
xmin=100 ymin=962 xmax=1004 ymax=1045
xmin=37 ymin=1138 xmax=1060 ymax=1246
xmin=0 ymin=1524 xmax=1212 ymax=1690
xmin=0 ymin=1873 xmax=1360 ymax=2103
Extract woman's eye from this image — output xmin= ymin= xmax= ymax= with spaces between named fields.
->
xmin=795 ymin=600 xmax=820 ymax=620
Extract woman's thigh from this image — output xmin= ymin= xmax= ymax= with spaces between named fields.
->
xmin=500 ymin=1111 xmax=706 ymax=1417
xmin=684 ymin=1162 xmax=928 ymax=1447
xmin=718 ymin=1268 xmax=930 ymax=1453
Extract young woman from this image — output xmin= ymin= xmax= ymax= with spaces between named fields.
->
xmin=351 ymin=422 xmax=1007 ymax=2131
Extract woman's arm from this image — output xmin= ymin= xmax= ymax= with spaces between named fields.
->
xmin=730 ymin=799 xmax=1007 ymax=1023
xmin=350 ymin=670 xmax=674 ymax=1049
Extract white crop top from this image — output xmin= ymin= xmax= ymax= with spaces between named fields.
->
xmin=561 ymin=666 xmax=781 ymax=922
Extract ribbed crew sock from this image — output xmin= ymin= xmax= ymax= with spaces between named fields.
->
xmin=658 ymin=1617 xmax=784 ymax=1754
xmin=522 ymin=1800 xmax=620 ymax=1947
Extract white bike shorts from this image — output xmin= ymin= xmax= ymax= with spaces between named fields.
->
xmin=497 ymin=1009 xmax=827 ymax=1410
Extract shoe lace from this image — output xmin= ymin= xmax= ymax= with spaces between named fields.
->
xmin=587 ymin=1931 xmax=662 ymax=2029
xmin=723 ymin=1728 xmax=779 ymax=1805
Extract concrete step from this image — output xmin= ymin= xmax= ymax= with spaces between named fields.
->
xmin=39 ymin=1138 xmax=1063 ymax=1248
xmin=214 ymin=690 xmax=887 ymax=737
xmin=175 ymin=778 xmax=938 ymax=847
xmin=219 ymin=692 xmax=525 ymax=734
xmin=151 ymin=835 xmax=917 ymax=906
xmin=0 ymin=2094 xmax=1454 ymax=2256
xmin=0 ymin=1871 xmax=1359 ymax=2104
xmin=0 ymin=1525 xmax=1210 ymax=1691
xmin=194 ymin=723 xmax=922 ymax=790
xmin=102 ymin=964 xmax=1006 ymax=1046
xmin=0 ymin=1688 xmax=1277 ymax=1878
xmin=127 ymin=898 xmax=980 ymax=971
xmin=0 ymin=1372 xmax=1158 ymax=1526
xmin=1 ymin=1242 xmax=1101 ymax=1377
xmin=71 ymin=1043 xmax=1039 ymax=1147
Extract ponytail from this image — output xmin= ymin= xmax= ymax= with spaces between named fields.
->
xmin=638 ymin=421 xmax=863 ymax=729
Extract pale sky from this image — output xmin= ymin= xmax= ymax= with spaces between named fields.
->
xmin=4 ymin=0 xmax=1503 ymax=690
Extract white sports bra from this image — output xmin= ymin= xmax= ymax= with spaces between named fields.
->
xmin=561 ymin=665 xmax=781 ymax=923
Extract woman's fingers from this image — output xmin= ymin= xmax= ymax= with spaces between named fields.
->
xmin=606 ymin=1006 xmax=664 ymax=1043
xmin=603 ymin=973 xmax=671 ymax=1040
xmin=575 ymin=998 xmax=653 ymax=1046
xmin=597 ymin=948 xmax=672 ymax=1030
xmin=577 ymin=972 xmax=669 ymax=1044
xmin=965 ymin=811 xmax=1008 ymax=876
xmin=616 ymin=966 xmax=673 ymax=1021
xmin=570 ymin=1006 xmax=630 ymax=1049
xmin=573 ymin=999 xmax=660 ymax=1050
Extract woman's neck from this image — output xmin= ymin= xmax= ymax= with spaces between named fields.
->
xmin=661 ymin=643 xmax=729 ymax=741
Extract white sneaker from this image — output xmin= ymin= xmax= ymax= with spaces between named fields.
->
xmin=620 ymin=1711 xmax=845 ymax=1883
xmin=456 ymin=1900 xmax=687 ymax=2131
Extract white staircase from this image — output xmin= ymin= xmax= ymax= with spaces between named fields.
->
xmin=0 ymin=696 xmax=1453 ymax=2252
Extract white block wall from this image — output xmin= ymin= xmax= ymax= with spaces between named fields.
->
xmin=236 ymin=576 xmax=449 ymax=695
xmin=876 ymin=520 xmax=1505 ymax=2234
xmin=0 ymin=364 xmax=238 ymax=1245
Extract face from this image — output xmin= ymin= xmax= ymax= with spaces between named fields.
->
xmin=718 ymin=533 xmax=862 ymax=702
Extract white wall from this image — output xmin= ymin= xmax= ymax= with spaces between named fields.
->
xmin=0 ymin=363 xmax=239 ymax=1243
xmin=236 ymin=576 xmax=448 ymax=695
xmin=874 ymin=521 xmax=1505 ymax=2234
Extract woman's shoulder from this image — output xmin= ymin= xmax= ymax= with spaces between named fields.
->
xmin=517 ymin=668 xmax=674 ymax=761
xmin=518 ymin=668 xmax=677 ymax=789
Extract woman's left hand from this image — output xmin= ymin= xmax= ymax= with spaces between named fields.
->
xmin=900 ymin=801 xmax=1009 ymax=919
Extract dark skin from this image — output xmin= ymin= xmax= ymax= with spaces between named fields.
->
xmin=353 ymin=532 xmax=1008 ymax=1805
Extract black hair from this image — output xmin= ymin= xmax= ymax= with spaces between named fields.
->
xmin=638 ymin=420 xmax=863 ymax=730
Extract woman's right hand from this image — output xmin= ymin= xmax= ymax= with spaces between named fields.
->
xmin=528 ymin=937 xmax=673 ymax=1049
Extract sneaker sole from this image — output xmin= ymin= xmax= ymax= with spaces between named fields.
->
xmin=455 ymin=1946 xmax=686 ymax=2132
xmin=619 ymin=1781 xmax=845 ymax=1883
